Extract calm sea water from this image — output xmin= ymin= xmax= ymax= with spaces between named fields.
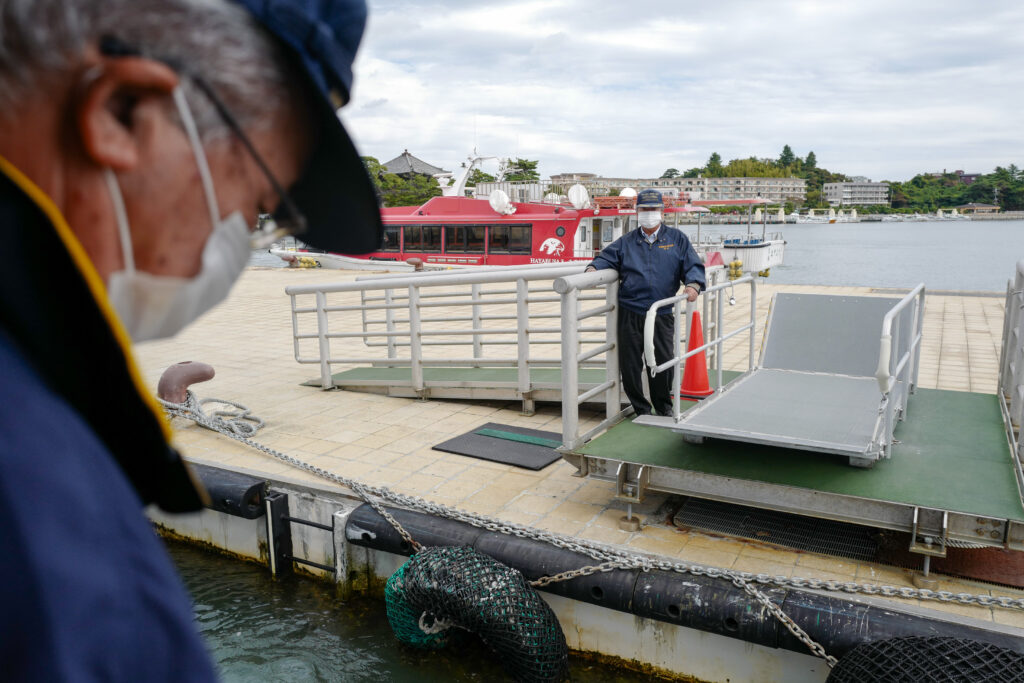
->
xmin=252 ymin=219 xmax=1024 ymax=292
xmin=168 ymin=541 xmax=652 ymax=683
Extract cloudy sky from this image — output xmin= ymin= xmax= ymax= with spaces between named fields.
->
xmin=341 ymin=0 xmax=1024 ymax=183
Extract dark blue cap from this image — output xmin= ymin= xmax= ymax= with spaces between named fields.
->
xmin=636 ymin=189 xmax=664 ymax=208
xmin=232 ymin=0 xmax=382 ymax=254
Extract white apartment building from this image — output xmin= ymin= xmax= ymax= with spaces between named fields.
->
xmin=823 ymin=181 xmax=890 ymax=206
xmin=544 ymin=173 xmax=806 ymax=203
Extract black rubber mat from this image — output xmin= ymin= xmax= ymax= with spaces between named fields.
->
xmin=432 ymin=422 xmax=562 ymax=470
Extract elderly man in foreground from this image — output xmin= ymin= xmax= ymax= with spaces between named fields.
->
xmin=0 ymin=0 xmax=381 ymax=679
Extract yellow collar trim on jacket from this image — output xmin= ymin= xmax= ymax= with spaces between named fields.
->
xmin=0 ymin=154 xmax=172 ymax=441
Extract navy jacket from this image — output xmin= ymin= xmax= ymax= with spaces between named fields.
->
xmin=589 ymin=225 xmax=706 ymax=315
xmin=0 ymin=159 xmax=215 ymax=681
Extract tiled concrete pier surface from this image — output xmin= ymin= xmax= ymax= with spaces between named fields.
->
xmin=137 ymin=267 xmax=1024 ymax=635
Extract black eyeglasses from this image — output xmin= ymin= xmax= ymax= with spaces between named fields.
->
xmin=100 ymin=36 xmax=308 ymax=249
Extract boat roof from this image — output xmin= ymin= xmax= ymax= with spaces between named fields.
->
xmin=381 ymin=194 xmax=711 ymax=222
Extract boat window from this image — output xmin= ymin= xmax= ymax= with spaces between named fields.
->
xmin=444 ymin=225 xmax=486 ymax=253
xmin=488 ymin=224 xmax=532 ymax=254
xmin=381 ymin=225 xmax=400 ymax=252
xmin=421 ymin=225 xmax=442 ymax=252
xmin=402 ymin=225 xmax=442 ymax=253
xmin=401 ymin=225 xmax=419 ymax=252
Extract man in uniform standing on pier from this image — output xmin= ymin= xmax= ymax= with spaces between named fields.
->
xmin=586 ymin=189 xmax=705 ymax=417
xmin=0 ymin=0 xmax=381 ymax=679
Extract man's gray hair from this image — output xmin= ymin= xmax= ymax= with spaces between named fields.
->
xmin=0 ymin=0 xmax=294 ymax=137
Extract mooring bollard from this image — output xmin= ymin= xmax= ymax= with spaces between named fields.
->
xmin=157 ymin=361 xmax=216 ymax=404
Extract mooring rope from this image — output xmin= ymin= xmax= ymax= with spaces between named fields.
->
xmin=159 ymin=391 xmax=1024 ymax=667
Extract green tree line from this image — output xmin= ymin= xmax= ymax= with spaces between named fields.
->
xmin=887 ymin=166 xmax=1024 ymax=212
xmin=664 ymin=146 xmax=1024 ymax=211
xmin=362 ymin=157 xmax=542 ymax=207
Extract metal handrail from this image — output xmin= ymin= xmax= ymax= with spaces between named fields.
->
xmin=875 ymin=284 xmax=925 ymax=394
xmin=554 ymin=269 xmax=624 ymax=450
xmin=872 ymin=283 xmax=925 ymax=458
xmin=641 ymin=276 xmax=757 ymax=422
xmin=997 ymin=260 xmax=1024 ymax=505
xmin=286 ymin=265 xmax=591 ymax=403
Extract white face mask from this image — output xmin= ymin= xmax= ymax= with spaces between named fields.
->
xmin=106 ymin=86 xmax=251 ymax=342
xmin=638 ymin=210 xmax=662 ymax=229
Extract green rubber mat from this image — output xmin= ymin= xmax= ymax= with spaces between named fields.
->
xmin=577 ymin=387 xmax=1024 ymax=521
xmin=474 ymin=428 xmax=562 ymax=449
xmin=303 ymin=366 xmax=610 ymax=387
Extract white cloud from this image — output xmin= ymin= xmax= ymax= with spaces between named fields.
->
xmin=342 ymin=0 xmax=1024 ymax=181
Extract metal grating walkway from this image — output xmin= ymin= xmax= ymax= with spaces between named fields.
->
xmin=673 ymin=497 xmax=878 ymax=561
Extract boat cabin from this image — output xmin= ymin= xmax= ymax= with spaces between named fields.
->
xmin=371 ymin=195 xmax=636 ymax=267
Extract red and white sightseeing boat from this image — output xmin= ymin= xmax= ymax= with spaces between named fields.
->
xmin=271 ymin=156 xmax=780 ymax=273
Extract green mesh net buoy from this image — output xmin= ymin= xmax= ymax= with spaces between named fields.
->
xmin=385 ymin=546 xmax=569 ymax=682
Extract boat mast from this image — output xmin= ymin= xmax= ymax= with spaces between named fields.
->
xmin=434 ymin=151 xmax=503 ymax=198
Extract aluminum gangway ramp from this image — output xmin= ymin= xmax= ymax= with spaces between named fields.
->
xmin=636 ymin=290 xmax=923 ymax=467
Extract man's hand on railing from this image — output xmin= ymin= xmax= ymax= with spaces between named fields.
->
xmin=585 ymin=266 xmax=596 ymax=273
xmin=684 ymin=285 xmax=700 ymax=302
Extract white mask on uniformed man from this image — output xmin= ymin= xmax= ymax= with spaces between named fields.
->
xmin=638 ymin=210 xmax=662 ymax=230
xmin=105 ymin=86 xmax=251 ymax=342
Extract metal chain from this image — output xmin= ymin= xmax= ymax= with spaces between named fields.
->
xmin=162 ymin=393 xmax=1024 ymax=665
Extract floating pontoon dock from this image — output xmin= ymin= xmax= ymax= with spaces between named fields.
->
xmin=138 ymin=265 xmax=1024 ymax=682
xmin=564 ymin=386 xmax=1024 ymax=553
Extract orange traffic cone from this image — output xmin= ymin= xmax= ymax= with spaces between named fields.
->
xmin=680 ymin=311 xmax=714 ymax=400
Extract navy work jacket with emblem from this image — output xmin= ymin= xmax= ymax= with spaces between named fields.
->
xmin=588 ymin=225 xmax=706 ymax=316
xmin=0 ymin=155 xmax=215 ymax=682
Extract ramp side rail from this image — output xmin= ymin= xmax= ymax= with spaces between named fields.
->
xmin=998 ymin=259 xmax=1024 ymax=502
xmin=554 ymin=269 xmax=625 ymax=450
xmin=286 ymin=265 xmax=608 ymax=399
xmin=642 ymin=276 xmax=758 ymax=422
xmin=874 ymin=284 xmax=925 ymax=457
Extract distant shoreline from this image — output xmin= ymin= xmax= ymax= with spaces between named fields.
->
xmin=674 ymin=211 xmax=1024 ymax=224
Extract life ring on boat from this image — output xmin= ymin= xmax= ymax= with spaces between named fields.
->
xmin=385 ymin=546 xmax=568 ymax=681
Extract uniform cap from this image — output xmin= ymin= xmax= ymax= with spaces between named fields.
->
xmin=636 ymin=188 xmax=664 ymax=208
xmin=232 ymin=0 xmax=382 ymax=253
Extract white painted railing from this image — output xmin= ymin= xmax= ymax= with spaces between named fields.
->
xmin=998 ymin=260 xmax=1024 ymax=500
xmin=286 ymin=265 xmax=604 ymax=409
xmin=641 ymin=276 xmax=758 ymax=422
xmin=874 ymin=284 xmax=925 ymax=457
xmin=552 ymin=269 xmax=625 ymax=450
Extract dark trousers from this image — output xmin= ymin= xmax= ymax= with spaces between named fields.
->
xmin=618 ymin=307 xmax=674 ymax=416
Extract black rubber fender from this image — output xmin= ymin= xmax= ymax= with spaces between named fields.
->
xmin=826 ymin=636 xmax=1024 ymax=683
xmin=474 ymin=532 xmax=639 ymax=610
xmin=346 ymin=504 xmax=483 ymax=555
xmin=190 ymin=462 xmax=265 ymax=519
xmin=633 ymin=569 xmax=781 ymax=649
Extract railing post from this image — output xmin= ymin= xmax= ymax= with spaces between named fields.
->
xmin=716 ymin=284 xmax=724 ymax=388
xmin=315 ymin=291 xmax=333 ymax=390
xmin=290 ymin=293 xmax=302 ymax=364
xmin=605 ymin=278 xmax=620 ymax=422
xmin=561 ymin=286 xmax=580 ymax=448
xmin=672 ymin=300 xmax=683 ymax=420
xmin=516 ymin=278 xmax=533 ymax=414
xmin=749 ymin=279 xmax=758 ymax=370
xmin=408 ymin=285 xmax=423 ymax=394
xmin=384 ymin=288 xmax=397 ymax=362
xmin=999 ymin=281 xmax=1015 ymax=397
xmin=471 ymin=283 xmax=483 ymax=363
